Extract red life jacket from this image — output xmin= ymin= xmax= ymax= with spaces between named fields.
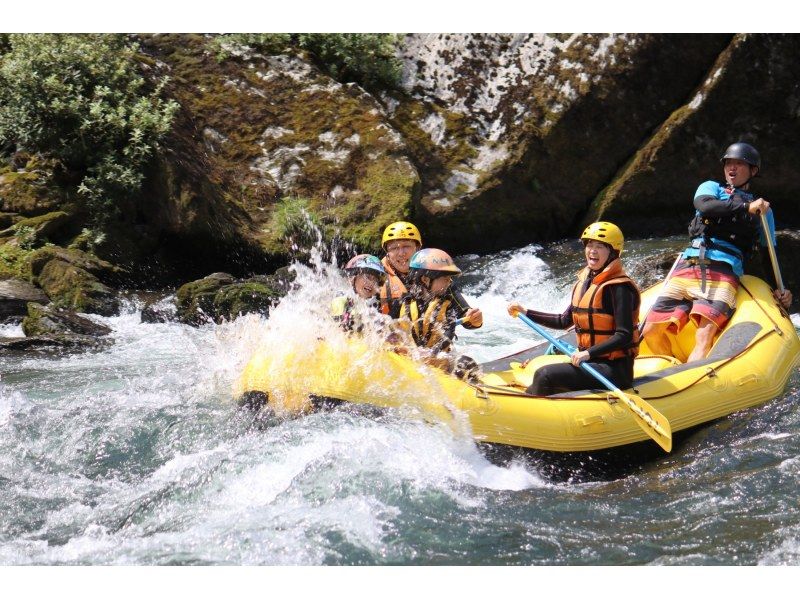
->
xmin=570 ymin=258 xmax=641 ymax=360
xmin=379 ymin=257 xmax=409 ymax=316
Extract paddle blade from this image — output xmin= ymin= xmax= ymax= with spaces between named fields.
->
xmin=613 ymin=389 xmax=672 ymax=452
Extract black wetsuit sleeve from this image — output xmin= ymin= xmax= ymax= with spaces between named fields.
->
xmin=694 ymin=192 xmax=748 ymax=217
xmin=448 ymin=288 xmax=482 ymax=329
xmin=587 ymin=284 xmax=635 ymax=359
xmin=524 ymin=305 xmax=573 ymax=330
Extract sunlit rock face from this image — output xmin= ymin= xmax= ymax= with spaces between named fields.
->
xmin=392 ymin=33 xmax=734 ymax=252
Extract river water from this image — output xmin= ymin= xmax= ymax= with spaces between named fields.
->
xmin=1 ymin=237 xmax=798 ymax=566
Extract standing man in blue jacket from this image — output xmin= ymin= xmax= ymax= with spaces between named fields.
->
xmin=642 ymin=142 xmax=792 ymax=362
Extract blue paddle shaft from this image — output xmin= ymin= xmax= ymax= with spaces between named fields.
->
xmin=517 ymin=313 xmax=621 ymax=393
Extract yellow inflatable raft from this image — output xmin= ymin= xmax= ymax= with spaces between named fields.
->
xmin=236 ymin=275 xmax=800 ymax=452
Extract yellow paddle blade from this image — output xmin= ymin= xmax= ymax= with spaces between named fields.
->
xmin=612 ymin=388 xmax=672 ymax=452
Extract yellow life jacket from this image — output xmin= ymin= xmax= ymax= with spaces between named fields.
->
xmin=570 ymin=258 xmax=641 ymax=360
xmin=379 ymin=257 xmax=409 ymax=316
xmin=397 ymin=295 xmax=453 ymax=350
xmin=330 ymin=296 xmax=357 ymax=331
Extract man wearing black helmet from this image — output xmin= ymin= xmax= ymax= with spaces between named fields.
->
xmin=642 ymin=142 xmax=792 ymax=362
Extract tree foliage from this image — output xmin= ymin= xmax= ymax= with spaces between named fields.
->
xmin=0 ymin=34 xmax=179 ymax=220
xmin=216 ymin=33 xmax=403 ymax=93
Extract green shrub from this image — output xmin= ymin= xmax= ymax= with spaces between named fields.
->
xmin=215 ymin=33 xmax=402 ymax=93
xmin=272 ymin=196 xmax=319 ymax=242
xmin=0 ymin=34 xmax=179 ymax=222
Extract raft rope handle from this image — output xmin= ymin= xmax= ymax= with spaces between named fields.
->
xmin=740 ymin=280 xmax=785 ymax=335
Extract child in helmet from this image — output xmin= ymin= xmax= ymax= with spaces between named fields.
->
xmin=378 ymin=221 xmax=485 ymax=332
xmin=331 ymin=254 xmax=386 ymax=332
xmin=507 ymin=222 xmax=641 ymax=395
xmin=397 ymin=248 xmax=483 ymax=380
xmin=642 ymin=142 xmax=792 ymax=362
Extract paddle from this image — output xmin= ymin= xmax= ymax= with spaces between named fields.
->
xmin=514 ymin=312 xmax=672 ymax=452
xmin=759 ymin=212 xmax=785 ymax=294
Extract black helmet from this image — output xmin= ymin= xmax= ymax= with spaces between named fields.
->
xmin=721 ymin=142 xmax=761 ymax=170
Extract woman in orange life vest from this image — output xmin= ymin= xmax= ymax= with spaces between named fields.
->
xmin=379 ymin=221 xmax=483 ymax=332
xmin=507 ymin=222 xmax=641 ymax=396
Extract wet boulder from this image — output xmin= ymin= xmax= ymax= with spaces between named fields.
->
xmin=141 ymin=296 xmax=179 ymax=324
xmin=5 ymin=302 xmax=114 ymax=352
xmin=27 ymin=246 xmax=123 ymax=316
xmin=175 ymin=271 xmax=288 ymax=325
xmin=0 ymin=210 xmax=75 ymax=245
xmin=21 ymin=302 xmax=112 ymax=337
xmin=0 ymin=277 xmax=49 ymax=320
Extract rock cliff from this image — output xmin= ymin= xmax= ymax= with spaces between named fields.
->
xmin=3 ymin=33 xmax=800 ymax=291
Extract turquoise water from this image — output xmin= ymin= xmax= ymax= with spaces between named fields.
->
xmin=1 ymin=238 xmax=798 ymax=565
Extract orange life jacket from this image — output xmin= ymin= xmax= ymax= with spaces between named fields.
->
xmin=570 ymin=258 xmax=641 ymax=360
xmin=379 ymin=257 xmax=409 ymax=315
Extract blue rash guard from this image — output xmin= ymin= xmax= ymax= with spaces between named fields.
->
xmin=683 ymin=180 xmax=776 ymax=276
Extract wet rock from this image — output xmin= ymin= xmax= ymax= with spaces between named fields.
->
xmin=625 ymin=242 xmax=688 ymax=292
xmin=175 ymin=271 xmax=287 ymax=325
xmin=27 ymin=246 xmax=123 ymax=282
xmin=0 ymin=210 xmax=74 ymax=245
xmin=35 ymin=259 xmax=119 ymax=316
xmin=141 ymin=297 xmax=178 ymax=323
xmin=0 ymin=333 xmax=112 ymax=352
xmin=28 ymin=247 xmax=122 ymax=316
xmin=21 ymin=303 xmax=112 ymax=337
xmin=0 ymin=278 xmax=49 ymax=319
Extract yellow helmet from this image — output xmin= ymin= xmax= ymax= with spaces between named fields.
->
xmin=382 ymin=221 xmax=422 ymax=250
xmin=580 ymin=221 xmax=624 ymax=252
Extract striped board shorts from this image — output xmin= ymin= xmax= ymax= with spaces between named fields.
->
xmin=645 ymin=258 xmax=739 ymax=331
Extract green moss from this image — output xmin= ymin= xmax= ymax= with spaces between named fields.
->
xmin=36 ymin=258 xmax=117 ymax=314
xmin=11 ymin=211 xmax=72 ymax=246
xmin=0 ymin=167 xmax=64 ymax=215
xmin=0 ymin=241 xmax=34 ymax=280
xmin=27 ymin=246 xmax=117 ymax=279
xmin=175 ymin=275 xmax=283 ymax=324
xmin=213 ymin=282 xmax=281 ymax=320
xmin=388 ymin=96 xmax=478 ymax=195
xmin=175 ymin=275 xmax=232 ymax=322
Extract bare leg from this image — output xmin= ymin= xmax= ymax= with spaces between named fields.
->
xmin=687 ymin=319 xmax=718 ymax=362
xmin=642 ymin=322 xmax=673 ymax=356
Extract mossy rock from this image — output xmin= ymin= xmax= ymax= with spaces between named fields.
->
xmin=0 ymin=159 xmax=66 ymax=216
xmin=36 ymin=259 xmax=120 ymax=316
xmin=27 ymin=246 xmax=122 ymax=282
xmin=212 ymin=281 xmax=282 ymax=321
xmin=0 ymin=277 xmax=49 ymax=319
xmin=5 ymin=211 xmax=74 ymax=245
xmin=175 ymin=272 xmax=287 ymax=324
xmin=175 ymin=273 xmax=235 ymax=324
xmin=21 ymin=302 xmax=112 ymax=337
